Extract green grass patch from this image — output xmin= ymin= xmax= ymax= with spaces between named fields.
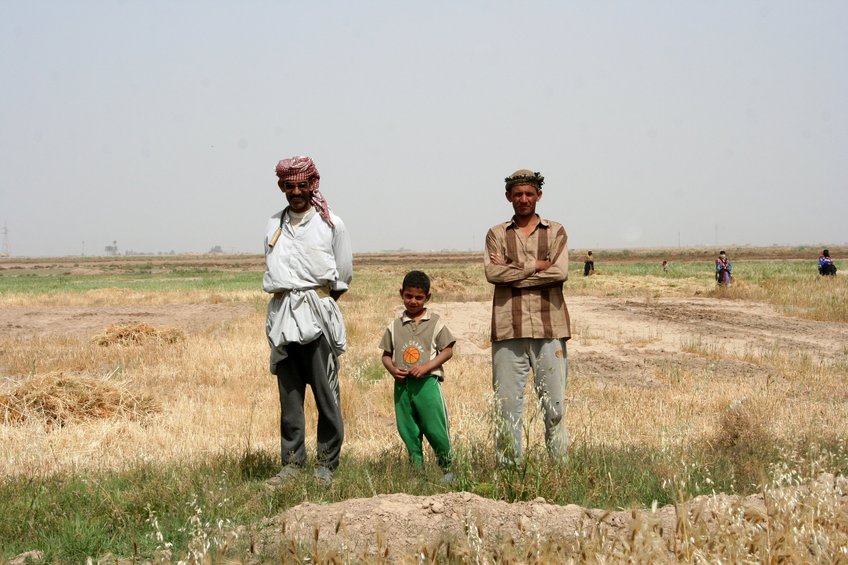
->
xmin=0 ymin=270 xmax=262 ymax=294
xmin=2 ymin=436 xmax=846 ymax=562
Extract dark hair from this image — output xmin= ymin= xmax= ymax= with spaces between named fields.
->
xmin=823 ymin=249 xmax=830 ymax=257
xmin=402 ymin=270 xmax=430 ymax=294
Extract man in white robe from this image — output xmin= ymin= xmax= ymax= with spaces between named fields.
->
xmin=263 ymin=156 xmax=352 ymax=485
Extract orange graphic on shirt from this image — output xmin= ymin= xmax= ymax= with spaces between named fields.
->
xmin=402 ymin=346 xmax=421 ymax=365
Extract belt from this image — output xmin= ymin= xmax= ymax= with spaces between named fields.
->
xmin=272 ymin=287 xmax=330 ymax=300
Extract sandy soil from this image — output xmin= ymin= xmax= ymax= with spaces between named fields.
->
xmin=0 ymin=302 xmax=255 ymax=339
xmin=5 ymin=296 xmax=845 ymax=361
xmin=437 ymin=295 xmax=848 ymax=365
xmin=3 ymin=294 xmax=848 ymax=559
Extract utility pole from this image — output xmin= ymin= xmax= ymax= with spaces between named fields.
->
xmin=1 ymin=224 xmax=9 ymax=256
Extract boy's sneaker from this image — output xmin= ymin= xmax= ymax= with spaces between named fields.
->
xmin=265 ymin=465 xmax=301 ymax=487
xmin=314 ymin=466 xmax=333 ymax=485
xmin=441 ymin=472 xmax=455 ymax=484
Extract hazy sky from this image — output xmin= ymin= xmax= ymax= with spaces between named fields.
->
xmin=1 ymin=1 xmax=846 ymax=257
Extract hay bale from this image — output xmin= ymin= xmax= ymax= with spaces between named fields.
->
xmin=93 ymin=322 xmax=185 ymax=346
xmin=0 ymin=371 xmax=160 ymax=427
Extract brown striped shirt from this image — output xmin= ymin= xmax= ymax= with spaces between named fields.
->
xmin=484 ymin=216 xmax=571 ymax=342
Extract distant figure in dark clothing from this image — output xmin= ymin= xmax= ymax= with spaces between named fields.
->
xmin=662 ymin=260 xmax=669 ymax=273
xmin=818 ymin=249 xmax=837 ymax=276
xmin=715 ymin=250 xmax=732 ymax=286
xmin=583 ymin=251 xmax=594 ymax=277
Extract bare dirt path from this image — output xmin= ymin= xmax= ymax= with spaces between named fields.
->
xmin=0 ymin=302 xmax=255 ymax=339
xmin=4 ymin=297 xmax=845 ymax=362
xmin=437 ymin=296 xmax=848 ymax=369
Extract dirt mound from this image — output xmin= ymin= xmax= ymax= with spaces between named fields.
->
xmin=276 ymin=491 xmax=622 ymax=559
xmin=274 ymin=490 xmax=677 ymax=560
xmin=93 ymin=322 xmax=185 ymax=346
xmin=0 ymin=371 xmax=159 ymax=427
xmin=272 ymin=474 xmax=848 ymax=562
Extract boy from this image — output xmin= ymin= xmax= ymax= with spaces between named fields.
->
xmin=379 ymin=271 xmax=456 ymax=482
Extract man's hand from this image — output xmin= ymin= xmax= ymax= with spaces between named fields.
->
xmin=492 ymin=252 xmax=550 ymax=273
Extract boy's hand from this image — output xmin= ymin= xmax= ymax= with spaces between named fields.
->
xmin=391 ymin=366 xmax=409 ymax=381
xmin=406 ymin=364 xmax=427 ymax=378
xmin=383 ymin=353 xmax=410 ymax=381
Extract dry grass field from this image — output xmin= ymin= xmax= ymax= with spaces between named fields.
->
xmin=1 ymin=247 xmax=847 ymax=562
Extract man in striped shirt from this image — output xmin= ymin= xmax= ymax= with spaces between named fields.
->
xmin=484 ymin=169 xmax=571 ymax=465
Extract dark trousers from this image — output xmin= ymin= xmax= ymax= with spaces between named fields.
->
xmin=820 ymin=264 xmax=837 ymax=276
xmin=274 ymin=335 xmax=344 ymax=470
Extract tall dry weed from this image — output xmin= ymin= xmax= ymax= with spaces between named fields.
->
xmin=711 ymin=397 xmax=770 ymax=452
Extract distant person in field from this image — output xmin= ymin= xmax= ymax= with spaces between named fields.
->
xmin=583 ymin=251 xmax=595 ymax=276
xmin=380 ymin=271 xmax=456 ymax=483
xmin=715 ymin=250 xmax=733 ymax=286
xmin=263 ymin=156 xmax=353 ymax=486
xmin=662 ymin=260 xmax=669 ymax=273
xmin=485 ymin=168 xmax=571 ymax=465
xmin=818 ymin=249 xmax=837 ymax=276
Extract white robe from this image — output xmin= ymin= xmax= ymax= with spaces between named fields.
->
xmin=263 ymin=207 xmax=353 ymax=369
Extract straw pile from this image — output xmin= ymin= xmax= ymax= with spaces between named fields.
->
xmin=93 ymin=322 xmax=185 ymax=346
xmin=0 ymin=371 xmax=160 ymax=427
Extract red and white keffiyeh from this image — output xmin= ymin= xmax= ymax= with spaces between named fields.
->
xmin=275 ymin=156 xmax=333 ymax=227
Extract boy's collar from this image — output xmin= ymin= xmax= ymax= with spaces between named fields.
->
xmin=401 ymin=308 xmax=430 ymax=323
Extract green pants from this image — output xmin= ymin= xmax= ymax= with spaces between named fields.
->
xmin=394 ymin=376 xmax=452 ymax=470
